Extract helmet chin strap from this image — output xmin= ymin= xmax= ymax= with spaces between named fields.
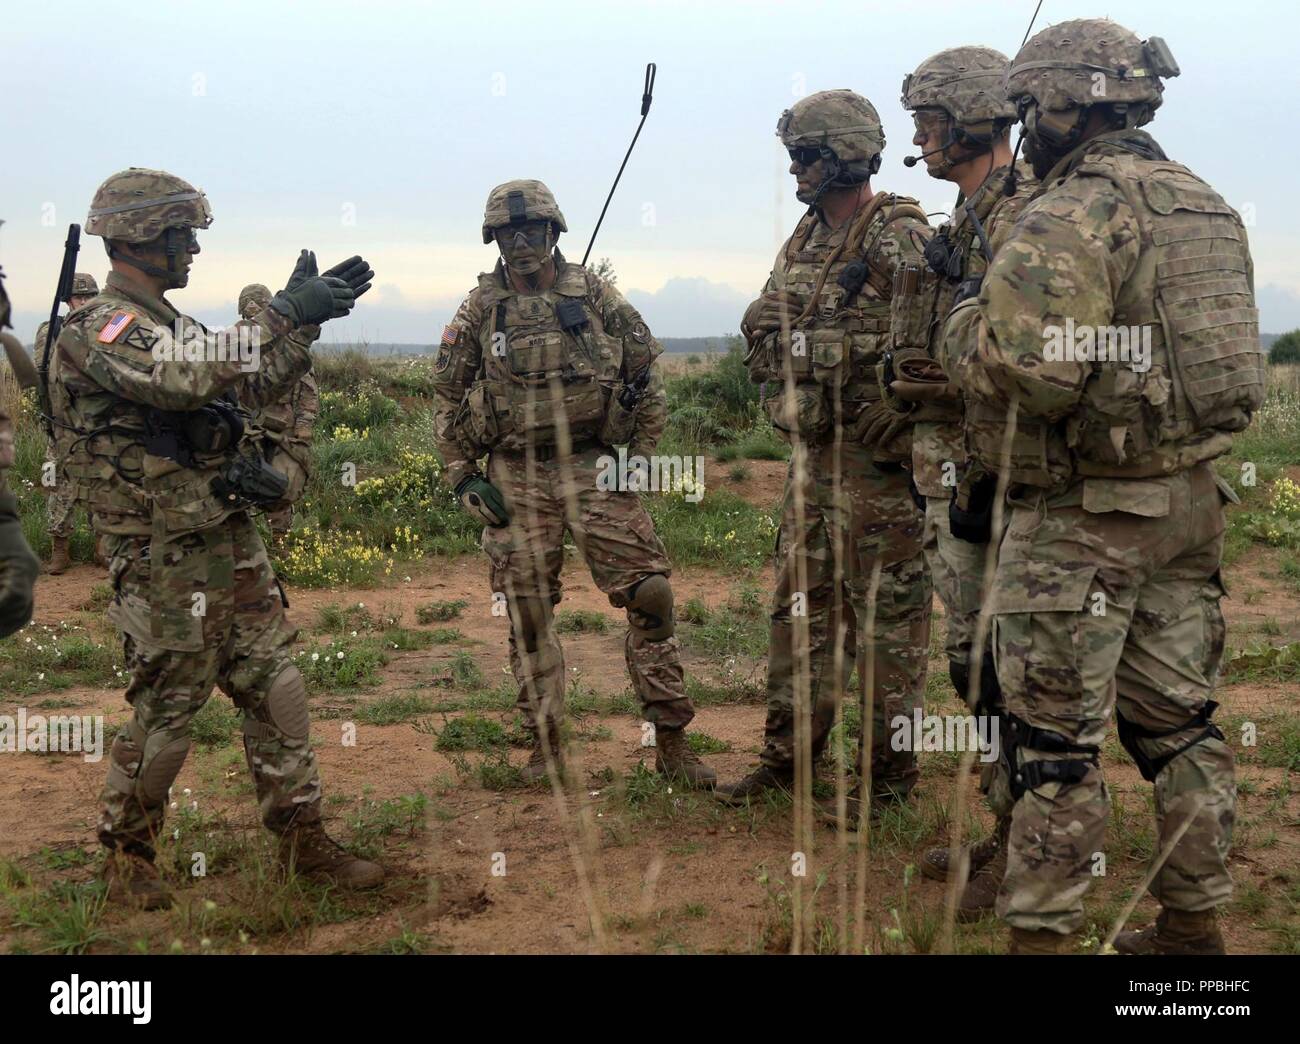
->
xmin=108 ymin=228 xmax=190 ymax=287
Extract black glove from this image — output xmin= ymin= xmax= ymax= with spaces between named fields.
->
xmin=454 ymin=474 xmax=510 ymax=528
xmin=322 ymin=255 xmax=375 ymax=301
xmin=0 ymin=490 xmax=38 ymax=638
xmin=285 ymin=249 xmax=318 ymax=292
xmin=270 ymin=276 xmax=356 ymax=327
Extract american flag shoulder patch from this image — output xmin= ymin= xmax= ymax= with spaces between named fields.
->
xmin=97 ymin=311 xmax=135 ymax=344
xmin=441 ymin=324 xmax=459 ymax=346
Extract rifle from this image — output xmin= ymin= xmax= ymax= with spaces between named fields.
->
xmin=39 ymin=224 xmax=80 ymax=438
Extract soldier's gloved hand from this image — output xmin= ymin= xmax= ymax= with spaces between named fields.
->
xmin=285 ymin=249 xmax=318 ymax=292
xmin=0 ymin=490 xmax=39 ymax=639
xmin=322 ymin=256 xmax=375 ymax=301
xmin=454 ymin=473 xmax=510 ymax=528
xmin=853 ymin=400 xmax=912 ymax=448
xmin=747 ymin=289 xmax=803 ymax=334
xmin=891 ymin=356 xmax=959 ymax=405
xmin=269 ymin=276 xmax=356 ymax=328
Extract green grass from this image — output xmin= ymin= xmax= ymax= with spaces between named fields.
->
xmin=416 ymin=600 xmax=469 ymax=624
xmin=344 ymin=793 xmax=427 ymax=860
xmin=554 ymin=609 xmax=611 ymax=634
xmin=354 ymin=692 xmax=435 ymax=726
xmin=0 ymin=619 xmax=120 ymax=695
xmin=680 ymin=584 xmax=770 ymax=659
xmin=296 ymin=639 xmax=388 ymax=690
xmin=189 ymin=699 xmax=241 ymax=747
xmin=647 ymin=490 xmax=778 ymax=571
xmin=687 ymin=731 xmax=731 ymax=755
xmin=433 ymin=713 xmax=517 ymax=752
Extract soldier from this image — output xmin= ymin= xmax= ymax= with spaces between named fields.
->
xmin=237 ymin=282 xmax=319 ymax=544
xmin=0 ymin=260 xmax=40 ymax=637
xmin=942 ymin=20 xmax=1257 ymax=954
xmin=432 ymin=179 xmax=715 ymax=787
xmin=718 ymin=91 xmax=933 ymax=816
xmin=35 ymin=272 xmax=99 ymax=574
xmin=51 ymin=168 xmax=383 ymax=908
xmin=895 ymin=47 xmax=1037 ymax=917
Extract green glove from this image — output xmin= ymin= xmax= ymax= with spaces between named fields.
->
xmin=0 ymin=490 xmax=38 ymax=638
xmin=454 ymin=474 xmax=510 ymax=528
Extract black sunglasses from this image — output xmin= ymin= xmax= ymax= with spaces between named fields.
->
xmin=787 ymin=146 xmax=825 ymax=168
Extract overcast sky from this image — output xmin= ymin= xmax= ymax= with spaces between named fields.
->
xmin=4 ymin=0 xmax=1297 ymax=343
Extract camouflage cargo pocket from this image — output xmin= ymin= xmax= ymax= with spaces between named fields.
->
xmin=992 ymin=562 xmax=1099 ymax=724
xmin=107 ymin=540 xmax=206 ymax=653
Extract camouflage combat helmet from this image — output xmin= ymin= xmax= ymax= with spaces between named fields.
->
xmin=1007 ymin=18 xmax=1178 ymax=116
xmin=902 ymin=47 xmax=1016 ymax=125
xmin=85 ymin=168 xmax=213 ymax=244
xmin=776 ymin=90 xmax=885 ymax=166
xmin=69 ymin=273 xmax=99 ymax=298
xmin=238 ymin=283 xmax=272 ymax=317
xmin=481 ymin=180 xmax=568 ymax=244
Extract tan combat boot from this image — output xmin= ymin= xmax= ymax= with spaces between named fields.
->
xmin=278 ymin=822 xmax=385 ymax=890
xmin=715 ymin=765 xmax=793 ymax=806
xmin=101 ymin=849 xmax=173 ymax=911
xmin=1008 ymin=927 xmax=1076 ymax=955
xmin=654 ymin=727 xmax=717 ymax=789
xmin=1114 ymin=908 xmax=1226 ymax=955
xmin=813 ymin=784 xmax=904 ymax=828
xmin=48 ymin=535 xmax=72 ymax=575
xmin=521 ymin=727 xmax=564 ymax=783
xmin=955 ymin=816 xmax=1010 ymax=922
xmin=919 ymin=830 xmax=1001 ymax=883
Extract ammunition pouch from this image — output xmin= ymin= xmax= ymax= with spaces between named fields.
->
xmin=1115 ymin=701 xmax=1225 ymax=783
xmin=1005 ymin=712 xmax=1099 ymax=801
xmin=890 ymin=263 xmax=938 ymax=352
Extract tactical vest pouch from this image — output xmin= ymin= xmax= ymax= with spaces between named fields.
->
xmin=964 ymin=401 xmax=1059 ymax=489
xmin=1072 ymin=166 xmax=1262 ymax=470
xmin=465 ymin=382 xmax=503 ymax=449
xmin=505 ymin=375 xmax=606 ymax=448
xmin=508 ymin=330 xmax=569 ymax=376
xmin=599 ymin=396 xmax=638 ymax=447
xmin=764 ymin=382 xmax=832 ymax=443
xmin=1145 ymin=179 xmax=1262 ymax=432
xmin=890 ymin=263 xmax=937 ymax=350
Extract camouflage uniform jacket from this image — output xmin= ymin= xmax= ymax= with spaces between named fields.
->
xmin=51 ymin=271 xmax=314 ymax=537
xmin=432 ymin=255 xmax=667 ymax=490
xmin=745 ymin=192 xmax=931 ymax=450
xmin=942 ymin=130 xmax=1261 ymax=492
xmin=913 ymin=163 xmax=1035 ymax=497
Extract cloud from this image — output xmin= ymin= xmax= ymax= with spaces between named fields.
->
xmin=623 ymin=276 xmax=749 ymax=339
xmin=1256 ymin=284 xmax=1300 ymax=335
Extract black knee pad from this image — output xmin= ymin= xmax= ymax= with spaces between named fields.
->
xmin=1116 ymin=701 xmax=1225 ymax=783
xmin=1005 ymin=713 xmax=1099 ymax=801
xmin=626 ymin=574 xmax=674 ymax=641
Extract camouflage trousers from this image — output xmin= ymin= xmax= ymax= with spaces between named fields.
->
xmin=923 ymin=494 xmax=1013 ymax=817
xmin=482 ymin=444 xmax=695 ymax=734
xmin=993 ymin=464 xmax=1236 ymax=934
xmin=45 ymin=448 xmax=77 ymax=538
xmin=758 ymin=438 xmax=931 ymax=795
xmin=99 ymin=512 xmax=321 ymax=855
xmin=922 ymin=494 xmax=996 ymax=671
